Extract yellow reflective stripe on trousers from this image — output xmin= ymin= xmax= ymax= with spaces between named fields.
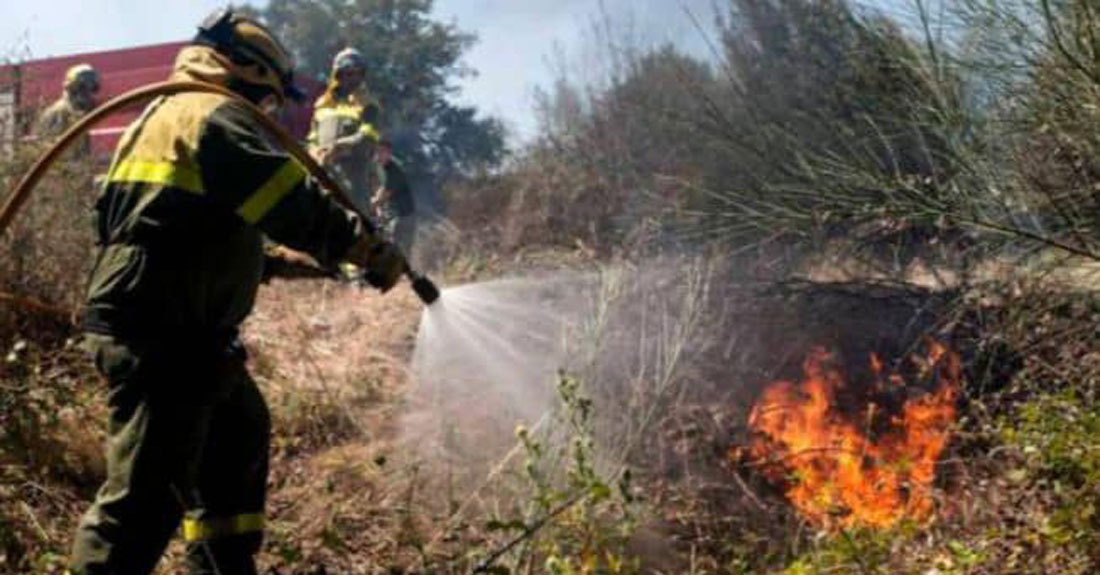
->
xmin=182 ymin=513 xmax=265 ymax=542
xmin=236 ymin=161 xmax=306 ymax=224
xmin=107 ymin=159 xmax=204 ymax=194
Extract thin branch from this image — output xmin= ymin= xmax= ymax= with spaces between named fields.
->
xmin=1041 ymin=0 xmax=1100 ymax=87
xmin=472 ymin=491 xmax=586 ymax=574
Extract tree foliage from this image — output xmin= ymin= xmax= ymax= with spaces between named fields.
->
xmin=257 ymin=0 xmax=506 ymax=191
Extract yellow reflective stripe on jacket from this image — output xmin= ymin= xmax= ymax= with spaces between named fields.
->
xmin=182 ymin=513 xmax=264 ymax=542
xmin=236 ymin=161 xmax=307 ymax=224
xmin=314 ymin=104 xmax=363 ymax=122
xmin=107 ymin=159 xmax=204 ymax=195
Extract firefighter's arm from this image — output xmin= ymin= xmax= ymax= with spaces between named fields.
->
xmin=370 ymin=186 xmax=391 ymax=215
xmin=368 ymin=159 xmax=391 ymax=213
xmin=197 ymin=102 xmax=405 ymax=290
xmin=197 ymin=101 xmax=384 ymax=267
xmin=329 ymin=121 xmax=380 ymax=161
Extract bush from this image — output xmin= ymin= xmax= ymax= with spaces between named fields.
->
xmin=0 ymin=148 xmax=98 ymax=343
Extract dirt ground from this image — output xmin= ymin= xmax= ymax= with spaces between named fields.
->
xmin=243 ymin=278 xmax=432 ymax=573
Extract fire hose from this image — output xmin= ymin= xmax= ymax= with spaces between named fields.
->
xmin=0 ymin=80 xmax=439 ymax=322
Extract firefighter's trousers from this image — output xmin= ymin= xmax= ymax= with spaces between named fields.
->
xmin=69 ymin=335 xmax=271 ymax=575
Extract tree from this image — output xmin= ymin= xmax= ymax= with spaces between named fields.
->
xmin=257 ymin=0 xmax=506 ymax=206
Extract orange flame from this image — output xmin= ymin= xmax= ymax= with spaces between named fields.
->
xmin=739 ymin=340 xmax=960 ymax=529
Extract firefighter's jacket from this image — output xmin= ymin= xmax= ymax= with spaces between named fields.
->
xmin=84 ymin=48 xmax=364 ymax=343
xmin=307 ymin=93 xmax=380 ymax=214
xmin=36 ymin=96 xmax=93 ymax=154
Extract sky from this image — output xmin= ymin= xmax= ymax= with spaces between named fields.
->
xmin=433 ymin=0 xmax=717 ymax=139
xmin=0 ymin=0 xmax=906 ymax=142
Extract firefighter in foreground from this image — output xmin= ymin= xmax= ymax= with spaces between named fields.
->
xmin=308 ymin=47 xmax=381 ymax=215
xmin=70 ymin=9 xmax=405 ymax=575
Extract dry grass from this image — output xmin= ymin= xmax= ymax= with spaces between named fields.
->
xmin=245 ymin=278 xmax=429 ymax=573
xmin=6 ymin=0 xmax=1100 ymax=573
xmin=0 ymin=143 xmax=103 ymax=574
xmin=0 ymin=148 xmax=98 ymax=344
xmin=0 ymin=340 xmax=105 ymax=574
xmin=0 ymin=271 xmax=432 ymax=574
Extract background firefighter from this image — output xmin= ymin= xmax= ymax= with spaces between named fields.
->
xmin=307 ymin=47 xmax=381 ymax=216
xmin=371 ymin=138 xmax=417 ymax=256
xmin=35 ymin=63 xmax=100 ymax=154
xmin=68 ymin=9 xmax=406 ymax=575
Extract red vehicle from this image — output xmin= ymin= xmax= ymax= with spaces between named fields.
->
xmin=0 ymin=41 xmax=321 ymax=156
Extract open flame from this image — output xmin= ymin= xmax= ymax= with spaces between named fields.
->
xmin=737 ymin=340 xmax=960 ymax=529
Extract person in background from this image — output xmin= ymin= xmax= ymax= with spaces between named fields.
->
xmin=307 ymin=47 xmax=381 ymax=216
xmin=371 ymin=138 xmax=417 ymax=255
xmin=35 ymin=63 xmax=101 ymax=154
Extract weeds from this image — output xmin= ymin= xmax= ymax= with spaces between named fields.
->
xmin=999 ymin=388 xmax=1100 ymax=560
xmin=0 ymin=338 xmax=103 ymax=573
xmin=4 ymin=0 xmax=1100 ymax=573
xmin=0 ymin=147 xmax=98 ymax=344
xmin=476 ymin=373 xmax=638 ymax=575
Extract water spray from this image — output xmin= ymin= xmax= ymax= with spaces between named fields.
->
xmin=0 ymin=80 xmax=440 ymax=310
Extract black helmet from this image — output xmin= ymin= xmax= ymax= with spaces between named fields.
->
xmin=194 ymin=8 xmax=304 ymax=102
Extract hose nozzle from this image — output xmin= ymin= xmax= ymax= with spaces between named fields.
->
xmin=407 ymin=270 xmax=440 ymax=305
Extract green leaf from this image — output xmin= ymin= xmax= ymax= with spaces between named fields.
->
xmin=588 ymin=481 xmax=612 ymax=502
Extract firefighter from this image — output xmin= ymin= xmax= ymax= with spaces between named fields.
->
xmin=35 ymin=63 xmax=100 ymax=152
xmin=307 ymin=47 xmax=381 ymax=215
xmin=371 ymin=138 xmax=417 ymax=255
xmin=69 ymin=9 xmax=405 ymax=575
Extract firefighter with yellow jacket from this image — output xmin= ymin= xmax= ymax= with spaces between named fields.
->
xmin=36 ymin=63 xmax=101 ymax=140
xmin=308 ymin=47 xmax=381 ymax=215
xmin=69 ymin=9 xmax=405 ymax=575
xmin=35 ymin=64 xmax=101 ymax=157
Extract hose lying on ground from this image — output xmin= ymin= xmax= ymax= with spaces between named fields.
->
xmin=0 ymin=80 xmax=438 ymax=321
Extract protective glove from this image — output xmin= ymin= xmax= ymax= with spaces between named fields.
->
xmin=344 ymin=233 xmax=407 ymax=293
